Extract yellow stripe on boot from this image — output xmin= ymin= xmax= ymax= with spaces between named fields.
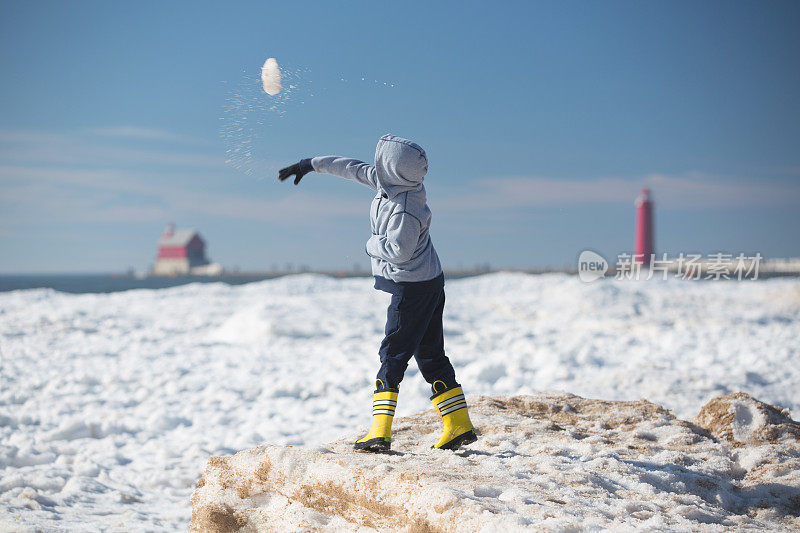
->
xmin=431 ymin=385 xmax=477 ymax=450
xmin=355 ymin=390 xmax=398 ymax=452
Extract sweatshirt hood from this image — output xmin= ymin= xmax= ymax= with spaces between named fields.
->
xmin=374 ymin=134 xmax=428 ymax=198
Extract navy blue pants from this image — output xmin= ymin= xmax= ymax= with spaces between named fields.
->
xmin=376 ymin=288 xmax=457 ymax=390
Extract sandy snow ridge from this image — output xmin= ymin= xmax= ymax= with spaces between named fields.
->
xmin=191 ymin=392 xmax=800 ymax=532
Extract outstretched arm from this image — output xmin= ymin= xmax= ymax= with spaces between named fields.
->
xmin=311 ymin=156 xmax=378 ymax=191
xmin=278 ymin=156 xmax=378 ymax=191
xmin=366 ymin=212 xmax=421 ymax=264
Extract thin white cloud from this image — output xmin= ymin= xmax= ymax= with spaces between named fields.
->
xmin=85 ymin=126 xmax=209 ymax=144
xmin=644 ymin=172 xmax=800 ymax=207
xmin=2 ymin=126 xmax=798 ymax=233
xmin=0 ymin=127 xmax=207 ymax=145
xmin=436 ymin=172 xmax=800 ymax=211
xmin=3 ymin=163 xmax=798 ymax=231
xmin=0 ymin=165 xmax=364 ymax=227
xmin=0 ymin=127 xmax=227 ymax=172
xmin=0 ymin=131 xmax=225 ymax=169
xmin=0 ymin=125 xmax=363 ymax=226
xmin=0 ymin=131 xmax=68 ymax=144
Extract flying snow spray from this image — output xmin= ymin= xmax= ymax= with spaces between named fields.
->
xmin=221 ymin=56 xmax=396 ymax=177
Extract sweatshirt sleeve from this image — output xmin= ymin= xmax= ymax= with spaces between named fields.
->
xmin=310 ymin=156 xmax=378 ymax=191
xmin=365 ymin=212 xmax=421 ymax=264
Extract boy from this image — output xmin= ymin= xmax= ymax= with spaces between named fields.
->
xmin=278 ymin=134 xmax=477 ymax=452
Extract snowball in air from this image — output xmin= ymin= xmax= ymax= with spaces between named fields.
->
xmin=261 ymin=58 xmax=282 ymax=95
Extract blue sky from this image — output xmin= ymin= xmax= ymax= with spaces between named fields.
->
xmin=1 ymin=1 xmax=798 ymax=273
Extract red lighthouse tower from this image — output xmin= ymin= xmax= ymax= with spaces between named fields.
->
xmin=634 ymin=188 xmax=655 ymax=265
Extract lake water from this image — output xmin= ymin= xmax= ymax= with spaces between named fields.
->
xmin=0 ymin=273 xmax=356 ymax=294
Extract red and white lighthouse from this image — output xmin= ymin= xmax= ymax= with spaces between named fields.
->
xmin=634 ymin=188 xmax=655 ymax=265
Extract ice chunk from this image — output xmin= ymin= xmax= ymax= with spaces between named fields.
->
xmin=693 ymin=392 xmax=800 ymax=446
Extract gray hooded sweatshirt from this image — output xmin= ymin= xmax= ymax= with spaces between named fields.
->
xmin=311 ymin=135 xmax=443 ymax=290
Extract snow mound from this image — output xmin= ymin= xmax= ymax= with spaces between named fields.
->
xmin=190 ymin=393 xmax=800 ymax=532
xmin=694 ymin=392 xmax=800 ymax=447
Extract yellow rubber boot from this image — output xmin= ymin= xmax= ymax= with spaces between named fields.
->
xmin=431 ymin=383 xmax=477 ymax=450
xmin=354 ymin=384 xmax=398 ymax=452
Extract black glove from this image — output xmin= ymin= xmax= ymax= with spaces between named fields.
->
xmin=278 ymin=158 xmax=313 ymax=185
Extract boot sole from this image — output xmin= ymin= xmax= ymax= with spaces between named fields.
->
xmin=436 ymin=430 xmax=478 ymax=450
xmin=354 ymin=438 xmax=391 ymax=453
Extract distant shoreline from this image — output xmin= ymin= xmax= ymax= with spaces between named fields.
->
xmin=0 ymin=269 xmax=531 ymax=294
xmin=1 ymin=268 xmax=798 ymax=294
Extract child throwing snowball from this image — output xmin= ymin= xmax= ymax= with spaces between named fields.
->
xmin=278 ymin=135 xmax=477 ymax=452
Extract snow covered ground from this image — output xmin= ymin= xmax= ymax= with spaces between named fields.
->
xmin=1 ymin=273 xmax=799 ymax=530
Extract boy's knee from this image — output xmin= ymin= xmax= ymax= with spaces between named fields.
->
xmin=416 ymin=344 xmax=444 ymax=358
